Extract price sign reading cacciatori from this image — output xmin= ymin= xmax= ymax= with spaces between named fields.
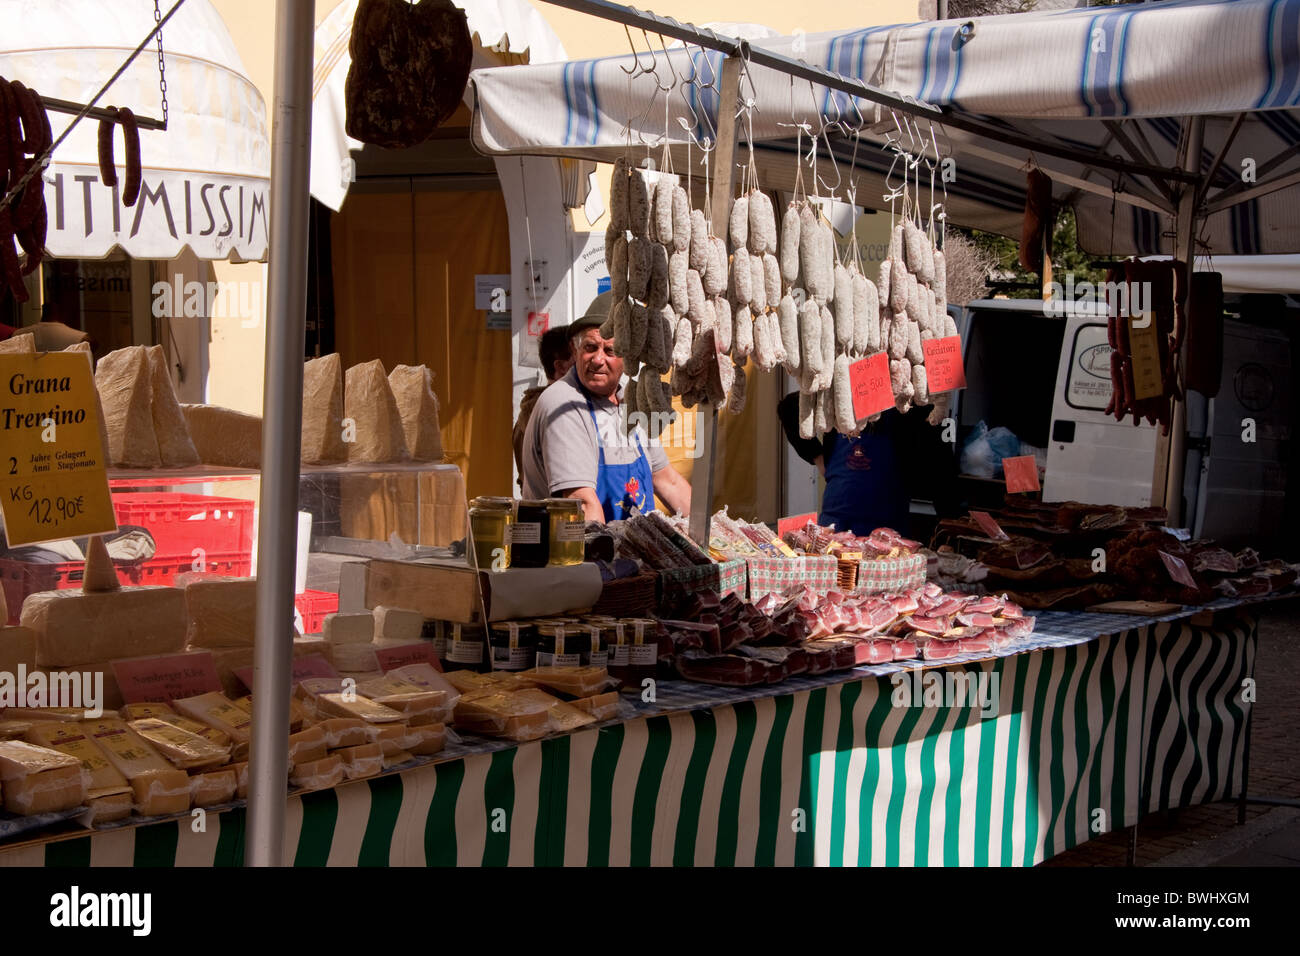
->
xmin=0 ymin=352 xmax=117 ymax=546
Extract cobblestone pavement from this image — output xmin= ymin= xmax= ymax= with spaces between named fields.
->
xmin=1044 ymin=605 xmax=1300 ymax=867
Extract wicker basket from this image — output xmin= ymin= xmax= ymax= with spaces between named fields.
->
xmin=591 ymin=572 xmax=658 ymax=616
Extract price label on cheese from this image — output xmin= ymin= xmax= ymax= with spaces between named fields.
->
xmin=970 ymin=510 xmax=1010 ymax=541
xmin=374 ymin=642 xmax=438 ymax=671
xmin=921 ymin=336 xmax=967 ymax=392
xmin=234 ymin=654 xmax=339 ymax=693
xmin=849 ymin=352 xmax=895 ymax=422
xmin=112 ymin=652 xmax=223 ymax=703
xmin=0 ymin=352 xmax=116 ymax=546
xmin=1002 ymin=455 xmax=1041 ymax=493
xmin=1128 ymin=315 xmax=1163 ymax=400
xmin=777 ymin=512 xmax=817 ymax=536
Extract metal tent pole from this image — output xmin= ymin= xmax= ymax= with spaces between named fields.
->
xmin=246 ymin=0 xmax=315 ymax=867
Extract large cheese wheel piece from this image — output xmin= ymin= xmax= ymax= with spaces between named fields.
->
xmin=388 ymin=364 xmax=444 ymax=461
xmin=0 ymin=331 xmax=35 ymax=354
xmin=181 ymin=404 xmax=262 ymax=468
xmin=0 ymin=624 xmax=35 ymax=673
xmin=344 ymin=359 xmax=409 ymax=463
xmin=146 ymin=345 xmax=200 ymax=467
xmin=301 ymin=353 xmax=347 ymax=464
xmin=65 ymin=342 xmax=112 ymax=467
xmin=22 ymin=586 xmax=186 ymax=667
xmin=95 ymin=346 xmax=162 ymax=468
xmin=184 ymin=577 xmax=256 ymax=648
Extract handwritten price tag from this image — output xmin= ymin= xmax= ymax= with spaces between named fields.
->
xmin=849 ymin=352 xmax=894 ymax=422
xmin=112 ymin=652 xmax=222 ymax=704
xmin=234 ymin=654 xmax=339 ymax=693
xmin=374 ymin=642 xmax=438 ymax=671
xmin=971 ymin=510 xmax=1010 ymax=541
xmin=1002 ymin=455 xmax=1041 ymax=493
xmin=0 ymin=352 xmax=116 ymax=546
xmin=921 ymin=336 xmax=967 ymax=392
xmin=1128 ymin=316 xmax=1163 ymax=400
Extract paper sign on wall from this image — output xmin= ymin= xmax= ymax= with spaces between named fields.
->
xmin=1002 ymin=455 xmax=1041 ymax=493
xmin=0 ymin=352 xmax=116 ymax=546
xmin=921 ymin=336 xmax=967 ymax=391
xmin=113 ymin=652 xmax=222 ymax=703
xmin=849 ymin=352 xmax=894 ymax=421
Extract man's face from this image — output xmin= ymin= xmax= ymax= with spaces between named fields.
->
xmin=575 ymin=327 xmax=622 ymax=397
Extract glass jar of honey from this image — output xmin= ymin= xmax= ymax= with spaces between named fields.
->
xmin=544 ymin=498 xmax=585 ymax=566
xmin=469 ymin=497 xmax=514 ymax=571
xmin=511 ymin=499 xmax=551 ymax=568
xmin=488 ymin=621 xmax=537 ymax=672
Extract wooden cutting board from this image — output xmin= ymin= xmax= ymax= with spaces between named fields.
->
xmin=1088 ymin=600 xmax=1182 ymax=616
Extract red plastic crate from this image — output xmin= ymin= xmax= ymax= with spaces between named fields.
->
xmin=111 ymin=492 xmax=255 ymax=562
xmin=295 ymin=589 xmax=339 ymax=635
xmin=1 ymin=550 xmax=252 ymax=625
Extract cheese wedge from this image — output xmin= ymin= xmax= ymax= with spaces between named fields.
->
xmin=337 ymin=743 xmax=384 ymax=780
xmin=301 ymin=353 xmax=347 ymax=464
xmin=317 ymin=717 xmax=369 ymax=749
xmin=570 ymin=691 xmax=621 ymax=722
xmin=0 ymin=741 xmax=87 ymax=815
xmin=382 ymin=749 xmax=414 ymax=769
xmin=290 ymin=754 xmax=344 ymax=791
xmin=81 ymin=536 xmax=120 ymax=592
xmin=388 ymin=364 xmax=444 ymax=461
xmin=21 ymin=722 xmax=132 ymax=810
xmin=95 ymin=346 xmax=161 ymax=467
xmin=64 ymin=342 xmax=113 ymax=469
xmin=154 ymin=713 xmax=231 ymax=749
xmin=128 ymin=718 xmax=231 ymax=770
xmin=344 ymin=359 xmax=409 ymax=463
xmin=181 ymin=403 xmax=261 ymax=468
xmin=146 ymin=345 xmax=200 ymax=466
xmin=315 ymin=693 xmax=403 ymax=724
xmin=288 ymin=725 xmax=329 ymax=766
xmin=172 ymin=693 xmax=252 ymax=744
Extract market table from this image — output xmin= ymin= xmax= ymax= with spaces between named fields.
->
xmin=0 ymin=601 xmax=1259 ymax=867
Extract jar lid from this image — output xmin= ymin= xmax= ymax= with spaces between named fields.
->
xmin=517 ymin=499 xmax=548 ymax=509
xmin=470 ymin=496 xmax=515 ymax=510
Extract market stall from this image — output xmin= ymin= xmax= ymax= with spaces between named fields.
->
xmin=0 ymin=598 xmax=1258 ymax=866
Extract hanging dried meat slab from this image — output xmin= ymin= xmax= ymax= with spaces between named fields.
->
xmin=345 ymin=0 xmax=473 ymax=150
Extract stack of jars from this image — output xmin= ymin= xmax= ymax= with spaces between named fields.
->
xmin=468 ymin=497 xmax=586 ymax=571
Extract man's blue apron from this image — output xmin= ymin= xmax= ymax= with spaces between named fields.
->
xmin=584 ymin=391 xmax=656 ymax=522
xmin=819 ymin=425 xmax=909 ymax=537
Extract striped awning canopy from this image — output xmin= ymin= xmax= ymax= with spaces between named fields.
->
xmin=470 ymin=0 xmax=1300 ymax=256
xmin=0 ymin=0 xmax=270 ymax=261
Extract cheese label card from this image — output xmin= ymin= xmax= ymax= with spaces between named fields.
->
xmin=849 ymin=352 xmax=895 ymax=421
xmin=1158 ymin=551 xmax=1198 ymax=589
xmin=0 ymin=352 xmax=116 ymax=546
xmin=921 ymin=336 xmax=967 ymax=392
xmin=234 ymin=654 xmax=339 ymax=693
xmin=113 ymin=652 xmax=222 ymax=703
xmin=777 ymin=512 xmax=818 ymax=537
xmin=1128 ymin=316 xmax=1164 ymax=400
xmin=971 ymin=511 xmax=1010 ymax=541
xmin=1002 ymin=455 xmax=1041 ymax=493
xmin=374 ymin=642 xmax=439 ymax=672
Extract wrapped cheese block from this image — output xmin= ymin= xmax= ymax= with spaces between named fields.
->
xmin=0 ymin=740 xmax=87 ymax=815
xmin=315 ymin=692 xmax=404 ymax=723
xmin=127 ymin=718 xmax=231 ymax=770
xmin=172 ymin=693 xmax=252 ymax=745
xmin=290 ymin=754 xmax=345 ymax=791
xmin=226 ymin=760 xmax=250 ymax=799
xmin=81 ymin=718 xmax=190 ymax=815
xmin=344 ymin=359 xmax=409 ymax=463
xmin=369 ymin=722 xmax=415 ymax=756
xmin=146 ymin=345 xmax=201 ymax=466
xmin=95 ymin=346 xmax=161 ymax=468
xmin=323 ymin=611 xmax=373 ymax=645
xmin=287 ymin=725 xmax=329 ymax=766
xmin=181 ymin=404 xmax=262 ymax=468
xmin=301 ymin=353 xmax=347 ymax=464
xmin=188 ymin=768 xmax=237 ymax=807
xmin=388 ymin=364 xmax=444 ymax=461
xmin=372 ymin=605 xmax=424 ymax=643
xmin=22 ymin=586 xmax=186 ymax=667
xmin=318 ymin=717 xmax=369 ymax=749
xmin=338 ymin=742 xmax=384 ymax=779
xmin=407 ymin=722 xmax=446 ymax=756
xmin=184 ymin=577 xmax=256 ymax=648
xmin=571 ymin=691 xmax=621 ymax=722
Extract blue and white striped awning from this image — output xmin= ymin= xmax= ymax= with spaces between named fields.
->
xmin=470 ymin=0 xmax=1300 ymax=257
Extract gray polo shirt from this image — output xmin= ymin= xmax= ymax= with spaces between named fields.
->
xmin=520 ymin=366 xmax=669 ymax=500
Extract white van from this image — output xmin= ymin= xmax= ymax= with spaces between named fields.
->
xmin=952 ymin=296 xmax=1296 ymax=551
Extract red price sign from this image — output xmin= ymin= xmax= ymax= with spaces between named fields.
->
xmin=112 ymin=652 xmax=222 ymax=704
xmin=971 ymin=510 xmax=1010 ymax=541
xmin=849 ymin=352 xmax=894 ymax=421
xmin=1002 ymin=455 xmax=1041 ymax=493
xmin=527 ymin=311 xmax=550 ymax=336
xmin=234 ymin=654 xmax=338 ymax=693
xmin=1159 ymin=551 xmax=1198 ymax=589
xmin=777 ymin=512 xmax=817 ymax=537
xmin=374 ymin=642 xmax=438 ymax=672
xmin=922 ymin=335 xmax=967 ymax=391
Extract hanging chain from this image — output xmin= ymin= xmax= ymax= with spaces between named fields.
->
xmin=154 ymin=0 xmax=169 ymax=129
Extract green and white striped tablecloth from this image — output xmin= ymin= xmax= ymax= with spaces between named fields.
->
xmin=0 ymin=614 xmax=1255 ymax=866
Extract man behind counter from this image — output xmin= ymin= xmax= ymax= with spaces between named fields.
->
xmin=520 ymin=291 xmax=692 ymax=522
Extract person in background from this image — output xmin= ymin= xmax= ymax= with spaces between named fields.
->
xmin=520 ymin=291 xmax=692 ymax=522
xmin=513 ymin=324 xmax=574 ymax=487
xmin=778 ymin=393 xmax=959 ymax=536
